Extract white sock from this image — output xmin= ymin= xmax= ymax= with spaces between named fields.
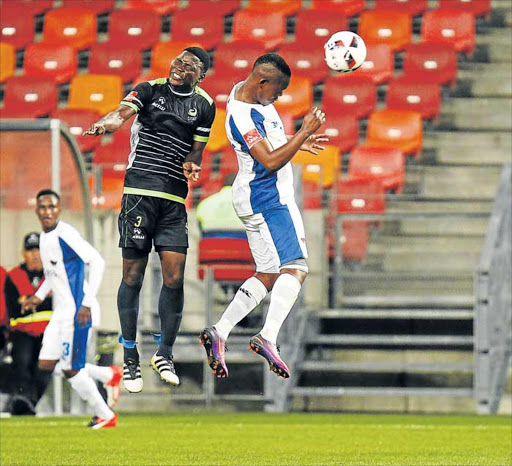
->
xmin=214 ymin=277 xmax=268 ymax=341
xmin=68 ymin=370 xmax=114 ymax=420
xmin=85 ymin=363 xmax=114 ymax=384
xmin=260 ymin=273 xmax=302 ymax=344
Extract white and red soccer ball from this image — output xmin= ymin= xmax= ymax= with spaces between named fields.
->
xmin=324 ymin=31 xmax=367 ymax=73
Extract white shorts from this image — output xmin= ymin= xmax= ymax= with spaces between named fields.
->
xmin=240 ymin=202 xmax=308 ymax=273
xmin=39 ymin=317 xmax=91 ymax=371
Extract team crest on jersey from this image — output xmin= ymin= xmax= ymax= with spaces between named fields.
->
xmin=152 ymin=96 xmax=166 ymax=111
xmin=243 ymin=128 xmax=263 ymax=148
xmin=187 ymin=107 xmax=198 ymax=122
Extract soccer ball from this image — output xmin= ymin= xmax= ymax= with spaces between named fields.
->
xmin=324 ymin=31 xmax=367 ymax=73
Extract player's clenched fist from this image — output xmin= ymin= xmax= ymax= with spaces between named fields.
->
xmin=82 ymin=123 xmax=106 ymax=136
xmin=301 ymin=106 xmax=326 ymax=136
xmin=183 ymin=161 xmax=202 ymax=182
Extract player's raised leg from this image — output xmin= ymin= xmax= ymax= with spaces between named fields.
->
xmin=84 ymin=363 xmax=123 ymax=408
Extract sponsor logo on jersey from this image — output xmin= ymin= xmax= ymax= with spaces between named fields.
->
xmin=243 ymin=128 xmax=263 ymax=148
xmin=132 ymin=227 xmax=145 ymax=240
xmin=50 ymin=260 xmax=57 ymax=266
xmin=124 ymin=91 xmax=138 ymax=102
xmin=151 ymin=96 xmax=166 ymax=111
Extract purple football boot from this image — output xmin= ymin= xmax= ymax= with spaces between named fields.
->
xmin=199 ymin=327 xmax=228 ymax=378
xmin=249 ymin=334 xmax=290 ymax=379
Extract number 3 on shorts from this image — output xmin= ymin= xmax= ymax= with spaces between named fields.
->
xmin=134 ymin=216 xmax=142 ymax=227
xmin=62 ymin=342 xmax=70 ymax=358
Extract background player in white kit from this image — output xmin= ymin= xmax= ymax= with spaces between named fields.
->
xmin=23 ymin=190 xmax=121 ymax=429
xmin=200 ymin=54 xmax=327 ymax=379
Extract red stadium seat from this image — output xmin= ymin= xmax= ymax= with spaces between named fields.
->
xmin=327 ymin=218 xmax=369 ymax=262
xmin=149 ymin=41 xmax=204 ymax=77
xmin=121 ymin=0 xmax=179 ymax=15
xmin=302 ymin=180 xmax=323 ymax=210
xmin=92 ymin=143 xmax=128 ymax=180
xmin=386 ymin=77 xmax=441 ymax=120
xmin=279 ymin=112 xmax=296 ymax=134
xmin=218 ymin=147 xmax=239 ymax=179
xmin=402 ymin=42 xmax=458 ymax=87
xmin=0 ymin=42 xmax=15 ymax=83
xmin=0 ymin=9 xmax=35 ymax=50
xmin=358 ymin=10 xmax=412 ymax=51
xmin=107 ymin=9 xmax=161 ymax=51
xmin=67 ymin=74 xmax=123 ymax=114
xmin=421 ymin=9 xmax=475 ymax=55
xmin=366 ymin=109 xmax=423 ymax=158
xmin=170 ymin=8 xmax=224 ymax=50
xmin=292 ymin=145 xmax=341 ymax=188
xmin=310 ymin=0 xmax=365 ymax=16
xmin=0 ymin=76 xmax=57 ymax=118
xmin=88 ymin=43 xmax=142 ymax=83
xmin=293 ymin=10 xmax=348 ymax=49
xmin=274 ymin=75 xmax=313 ymax=119
xmin=277 ymin=42 xmax=330 ymax=84
xmin=52 ymin=108 xmax=102 ymax=154
xmin=331 ymin=177 xmax=386 ymax=215
xmin=348 ymin=145 xmax=405 ymax=193
xmin=322 ymin=75 xmax=377 ymax=120
xmin=42 ymin=8 xmax=97 ymax=50
xmin=373 ymin=0 xmax=428 ymax=16
xmin=61 ymin=0 xmax=115 ymax=14
xmin=0 ymin=0 xmax=53 ymax=18
xmin=438 ymin=0 xmax=491 ymax=18
xmin=185 ymin=0 xmax=241 ymax=18
xmin=356 ymin=43 xmax=394 ymax=85
xmin=198 ymin=177 xmax=224 ymax=203
xmin=245 ymin=0 xmax=302 ymax=15
xmin=322 ymin=113 xmax=360 ymax=154
xmin=200 ymin=79 xmax=233 ymax=110
xmin=24 ymin=43 xmax=77 ymax=84
xmin=232 ymin=10 xmax=286 ymax=50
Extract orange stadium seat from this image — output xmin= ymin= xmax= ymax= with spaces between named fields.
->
xmin=0 ymin=10 xmax=35 ymax=50
xmin=207 ymin=109 xmax=230 ymax=153
xmin=170 ymin=8 xmax=224 ymax=50
xmin=245 ymin=0 xmax=302 ymax=15
xmin=386 ymin=77 xmax=441 ymax=120
xmin=0 ymin=42 xmax=15 ymax=83
xmin=67 ymin=74 xmax=123 ymax=114
xmin=322 ymin=113 xmax=360 ymax=154
xmin=278 ymin=42 xmax=330 ymax=84
xmin=107 ymin=9 xmax=161 ymax=51
xmin=42 ymin=8 xmax=97 ymax=50
xmin=24 ymin=43 xmax=77 ymax=85
xmin=348 ymin=145 xmax=405 ymax=193
xmin=61 ymin=0 xmax=115 ymax=14
xmin=292 ymin=144 xmax=341 ymax=188
xmin=331 ymin=177 xmax=386 ymax=216
xmin=149 ymin=41 xmax=204 ymax=77
xmin=88 ymin=43 xmax=142 ymax=83
xmin=200 ymin=79 xmax=233 ymax=110
xmin=356 ymin=43 xmax=394 ymax=85
xmin=274 ymin=75 xmax=313 ymax=119
xmin=322 ymin=75 xmax=377 ymax=120
xmin=421 ymin=9 xmax=476 ymax=55
xmin=358 ymin=10 xmax=412 ymax=52
xmin=302 ymin=180 xmax=323 ymax=210
xmin=402 ymin=42 xmax=458 ymax=87
xmin=294 ymin=10 xmax=348 ymax=49
xmin=0 ymin=76 xmax=57 ymax=118
xmin=88 ymin=175 xmax=124 ymax=211
xmin=438 ymin=0 xmax=491 ymax=18
xmin=366 ymin=109 xmax=423 ymax=157
xmin=52 ymin=108 xmax=102 ymax=154
xmin=310 ymin=0 xmax=365 ymax=16
xmin=232 ymin=10 xmax=286 ymax=50
xmin=373 ymin=0 xmax=428 ymax=16
xmin=122 ymin=0 xmax=179 ymax=15
xmin=218 ymin=147 xmax=238 ymax=179
xmin=185 ymin=0 xmax=241 ymax=18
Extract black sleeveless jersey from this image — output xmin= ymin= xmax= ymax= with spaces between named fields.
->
xmin=120 ymin=78 xmax=216 ymax=202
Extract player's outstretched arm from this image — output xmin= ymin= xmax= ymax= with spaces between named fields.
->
xmin=82 ymin=104 xmax=136 ymax=136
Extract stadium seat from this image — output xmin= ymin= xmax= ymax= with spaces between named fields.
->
xmin=89 ymin=175 xmax=124 ymax=211
xmin=302 ymin=180 xmax=323 ymax=210
xmin=88 ymin=43 xmax=142 ymax=83
xmin=293 ymin=10 xmax=348 ymax=49
xmin=372 ymin=0 xmax=428 ymax=16
xmin=52 ymin=108 xmax=102 ymax=154
xmin=149 ymin=41 xmax=204 ymax=77
xmin=195 ymin=150 xmax=213 ymax=188
xmin=310 ymin=0 xmax=365 ymax=16
xmin=92 ymin=143 xmax=128 ymax=180
xmin=200 ymin=79 xmax=233 ymax=110
xmin=0 ymin=76 xmax=57 ymax=118
xmin=24 ymin=43 xmax=77 ymax=85
xmin=42 ymin=8 xmax=97 ymax=50
xmin=348 ymin=145 xmax=405 ymax=193
xmin=356 ymin=43 xmax=394 ymax=85
xmin=322 ymin=75 xmax=377 ymax=120
xmin=197 ymin=237 xmax=255 ymax=281
xmin=184 ymin=0 xmax=241 ymax=18
xmin=358 ymin=10 xmax=412 ymax=51
xmin=326 ymin=218 xmax=369 ymax=262
xmin=274 ymin=75 xmax=313 ymax=119
xmin=207 ymin=109 xmax=230 ymax=153
xmin=386 ymin=77 xmax=441 ymax=120
xmin=170 ymin=8 xmax=224 ymax=50
xmin=1 ymin=0 xmax=53 ymax=17
xmin=107 ymin=9 xmax=161 ymax=51
xmin=212 ymin=40 xmax=267 ymax=84
xmin=402 ymin=42 xmax=458 ymax=87
xmin=122 ymin=0 xmax=179 ymax=15
xmin=331 ymin=177 xmax=386 ymax=216
xmin=231 ymin=10 xmax=286 ymax=50
xmin=198 ymin=177 xmax=224 ymax=203
xmin=438 ymin=0 xmax=491 ymax=18
xmin=218 ymin=147 xmax=238 ymax=179
xmin=322 ymin=113 xmax=360 ymax=154
xmin=61 ymin=0 xmax=115 ymax=14
xmin=67 ymin=74 xmax=123 ymax=114
xmin=421 ymin=9 xmax=476 ymax=55
xmin=292 ymin=144 xmax=341 ymax=188
xmin=277 ymin=42 xmax=330 ymax=84
xmin=0 ymin=9 xmax=35 ymax=50
xmin=245 ymin=0 xmax=302 ymax=15
xmin=366 ymin=109 xmax=423 ymax=157
xmin=279 ymin=112 xmax=296 ymax=134
xmin=0 ymin=42 xmax=15 ymax=83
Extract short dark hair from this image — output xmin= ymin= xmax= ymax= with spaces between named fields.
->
xmin=253 ymin=54 xmax=291 ymax=77
xmin=36 ymin=189 xmax=60 ymax=201
xmin=184 ymin=46 xmax=210 ymax=73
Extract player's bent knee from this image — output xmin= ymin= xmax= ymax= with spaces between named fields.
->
xmin=39 ymin=359 xmax=58 ymax=372
xmin=62 ymin=369 xmax=79 ymax=379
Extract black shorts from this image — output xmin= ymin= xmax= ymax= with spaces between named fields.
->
xmin=118 ymin=194 xmax=188 ymax=255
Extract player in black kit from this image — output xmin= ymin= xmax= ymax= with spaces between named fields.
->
xmin=83 ymin=47 xmax=216 ymax=392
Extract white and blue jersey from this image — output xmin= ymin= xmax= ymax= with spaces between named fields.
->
xmin=36 ymin=221 xmax=104 ymax=370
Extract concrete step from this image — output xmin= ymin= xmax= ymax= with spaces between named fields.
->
xmin=307 ymin=334 xmax=474 ymax=347
xmin=292 ymin=387 xmax=473 ymax=397
xmin=387 ymin=199 xmax=493 ymax=214
xmin=338 ymin=295 xmax=475 ymax=307
xmin=477 ymin=28 xmax=512 ymax=62
xmin=398 ymin=216 xmax=489 ymax=236
xmin=317 ymin=309 xmax=473 ymax=320
xmin=299 ymin=361 xmax=473 ymax=372
xmin=456 ymin=65 xmax=512 ymax=98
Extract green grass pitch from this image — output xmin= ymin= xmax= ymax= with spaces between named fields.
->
xmin=1 ymin=413 xmax=510 ymax=465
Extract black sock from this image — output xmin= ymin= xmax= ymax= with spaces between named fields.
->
xmin=117 ymin=280 xmax=142 ymax=362
xmin=157 ymin=285 xmax=183 ymax=358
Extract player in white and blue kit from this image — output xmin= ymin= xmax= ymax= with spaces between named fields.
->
xmin=200 ymin=54 xmax=327 ymax=379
